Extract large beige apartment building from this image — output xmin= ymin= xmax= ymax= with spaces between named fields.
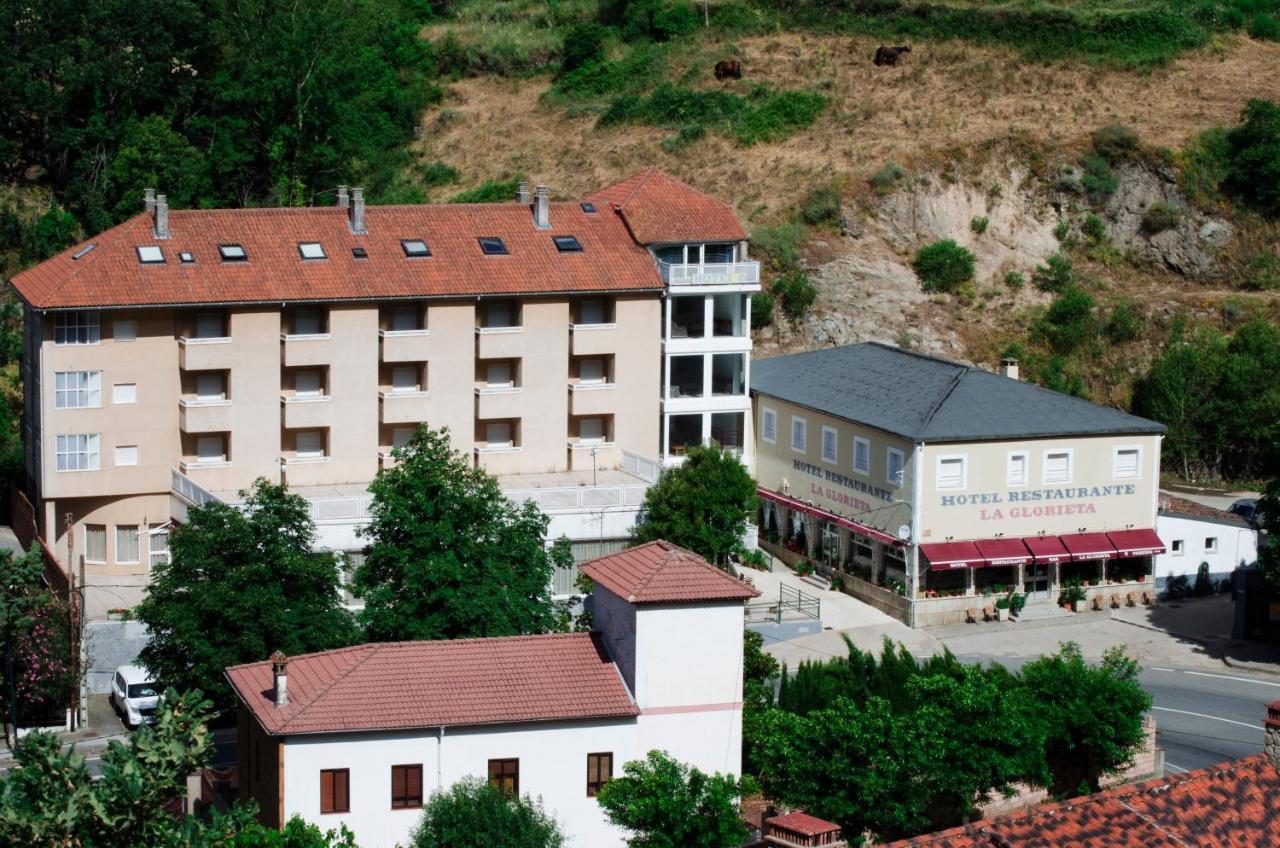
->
xmin=11 ymin=169 xmax=760 ymax=619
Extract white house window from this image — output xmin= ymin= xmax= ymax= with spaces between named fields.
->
xmin=1171 ymin=539 xmax=1184 ymax=556
xmin=1007 ymin=451 xmax=1028 ymax=486
xmin=485 ymin=362 xmax=513 ymax=388
xmin=55 ymin=311 xmax=100 ymax=345
xmin=761 ymin=408 xmax=777 ymax=444
xmin=196 ymin=374 xmax=225 ymax=401
xmin=112 ymin=383 xmax=137 ymax=405
xmin=578 ymin=299 xmax=607 ymax=325
xmin=485 ymin=422 xmax=513 ymax=448
xmin=936 ymin=455 xmax=966 ymax=490
xmin=196 ymin=435 xmax=225 ymax=463
xmin=295 ymin=431 xmax=325 ymax=458
xmin=54 ymin=371 xmax=101 ymax=409
xmin=886 ymin=448 xmax=905 ymax=488
xmin=853 ymin=436 xmax=870 ymax=475
xmin=114 ymin=445 xmax=138 ymax=466
xmin=56 ymin=434 xmax=100 ymax=471
xmin=194 ymin=312 xmax=224 ymax=339
xmin=1204 ymin=537 xmax=1218 ymax=554
xmin=115 ymin=526 xmax=140 ymax=564
xmin=579 ymin=359 xmax=606 ymax=385
xmin=1043 ymin=449 xmax=1072 ymax=484
xmin=579 ymin=418 xmax=605 ymax=443
xmin=84 ymin=525 xmax=107 ymax=563
xmin=790 ymin=417 xmax=807 ymax=453
xmin=295 ymin=371 xmax=323 ymax=397
xmin=1113 ymin=446 xmax=1141 ymax=480
xmin=390 ymin=306 xmax=420 ymax=331
xmin=113 ymin=318 xmax=137 ymax=341
xmin=391 ymin=427 xmax=415 ymax=449
xmin=821 ymin=426 xmax=838 ymax=464
xmin=390 ymin=367 xmax=419 ymax=393
xmin=148 ymin=524 xmax=170 ymax=567
xmin=293 ymin=308 xmax=323 ymax=335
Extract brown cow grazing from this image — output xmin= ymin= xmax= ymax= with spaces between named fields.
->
xmin=714 ymin=59 xmax=742 ymax=81
xmin=874 ymin=45 xmax=911 ymax=66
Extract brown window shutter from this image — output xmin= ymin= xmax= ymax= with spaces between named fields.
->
xmin=408 ymin=765 xmax=422 ymax=804
xmin=336 ymin=769 xmax=349 ymax=812
xmin=320 ymin=771 xmax=334 ymax=813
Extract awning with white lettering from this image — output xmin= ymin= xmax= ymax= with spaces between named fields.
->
xmin=1106 ymin=528 xmax=1166 ymax=557
xmin=974 ymin=538 xmax=1034 ymax=567
xmin=1059 ymin=532 xmax=1118 ymax=562
xmin=1023 ymin=535 xmax=1070 ymax=564
xmin=920 ymin=541 xmax=984 ymax=571
xmin=757 ymin=488 xmax=902 ymax=546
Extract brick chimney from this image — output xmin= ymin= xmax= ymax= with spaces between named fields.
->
xmin=533 ymin=185 xmax=550 ymax=230
xmin=143 ymin=187 xmax=156 ymax=214
xmin=516 ymin=181 xmax=531 ymax=204
xmin=1267 ymin=700 xmax=1280 ymax=769
xmin=153 ymin=194 xmax=170 ymax=240
xmin=350 ymin=187 xmax=366 ymax=234
xmin=337 ymin=185 xmax=350 ymax=210
xmin=271 ymin=650 xmax=289 ymax=708
xmin=1000 ymin=357 xmax=1019 ymax=381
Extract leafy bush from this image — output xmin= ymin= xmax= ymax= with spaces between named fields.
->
xmin=560 ymin=22 xmax=609 ymax=75
xmin=1142 ymin=201 xmax=1182 ymax=233
xmin=548 ymin=44 xmax=668 ymax=103
xmin=751 ymin=291 xmax=775 ymax=328
xmin=1033 ymin=253 xmax=1074 ymax=292
xmin=1058 ymin=576 xmax=1087 ymax=606
xmin=1053 ymin=219 xmax=1071 ymax=242
xmin=420 ymin=160 xmax=461 ymax=187
xmin=660 ymin=123 xmax=706 ymax=152
xmin=618 ymin=0 xmax=699 ymax=42
xmin=1035 ymin=285 xmax=1097 ymax=354
xmin=1105 ymin=300 xmax=1143 ymax=342
xmin=1092 ymin=124 xmax=1141 ymax=162
xmin=1244 ymin=250 xmax=1280 ymax=290
xmin=751 ymin=223 xmax=808 ymax=270
xmin=599 ymin=83 xmax=826 ymax=146
xmin=450 ymin=177 xmax=523 ymax=203
xmin=869 ymin=162 xmax=907 ymax=194
xmin=1004 ymin=270 xmax=1026 ymax=290
xmin=970 ymin=215 xmax=989 ymax=235
xmin=1250 ymin=12 xmax=1280 ymax=39
xmin=801 ymin=185 xmax=842 ymax=226
xmin=773 ymin=271 xmax=818 ymax=319
xmin=912 ymin=240 xmax=975 ymax=293
xmin=1080 ymin=155 xmax=1119 ymax=203
xmin=1224 ymin=98 xmax=1280 ymax=216
xmin=1180 ymin=126 xmax=1232 ymax=208
xmin=1082 ymin=213 xmax=1107 ymax=242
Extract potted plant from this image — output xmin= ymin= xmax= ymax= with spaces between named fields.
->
xmin=1059 ymin=576 xmax=1087 ymax=612
xmin=1009 ymin=591 xmax=1026 ymax=618
xmin=994 ymin=595 xmax=1011 ymax=621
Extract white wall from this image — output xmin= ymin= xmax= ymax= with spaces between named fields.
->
xmin=1155 ymin=514 xmax=1257 ymax=584
xmin=637 ymin=708 xmax=743 ymax=781
xmin=633 ymin=603 xmax=744 ymax=709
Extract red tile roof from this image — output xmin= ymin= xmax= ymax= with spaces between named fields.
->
xmin=589 ymin=167 xmax=748 ymax=245
xmin=878 ymin=754 xmax=1280 ymax=848
xmin=580 ymin=540 xmax=761 ymax=604
xmin=10 ymin=201 xmax=663 ymax=309
xmin=1159 ymin=492 xmax=1251 ymax=527
xmin=225 ymin=632 xmax=638 ymax=736
xmin=767 ymin=811 xmax=843 ymax=837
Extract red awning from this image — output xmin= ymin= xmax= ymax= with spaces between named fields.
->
xmin=974 ymin=538 xmax=1033 ymax=567
xmin=1059 ymin=532 xmax=1119 ymax=561
xmin=1023 ymin=535 xmax=1070 ymax=563
xmin=757 ymin=488 xmax=901 ymax=545
xmin=920 ymin=541 xmax=984 ymax=571
xmin=1107 ymin=528 xmax=1166 ymax=557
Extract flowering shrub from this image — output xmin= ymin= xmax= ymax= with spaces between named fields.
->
xmin=5 ymin=599 xmax=73 ymax=725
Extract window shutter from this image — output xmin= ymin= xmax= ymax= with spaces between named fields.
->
xmin=408 ymin=765 xmax=421 ymax=804
xmin=1115 ymin=449 xmax=1139 ymax=478
xmin=336 ymin=769 xmax=349 ymax=812
xmin=320 ymin=771 xmax=334 ymax=813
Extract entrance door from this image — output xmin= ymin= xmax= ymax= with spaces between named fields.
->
xmin=1024 ymin=563 xmax=1051 ymax=599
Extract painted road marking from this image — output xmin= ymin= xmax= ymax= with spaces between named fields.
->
xmin=1152 ymin=706 xmax=1264 ymax=731
xmin=1183 ymin=671 xmax=1280 ymax=688
xmin=1164 ymin=763 xmax=1188 ymax=774
xmin=1149 ymin=667 xmax=1175 ymax=672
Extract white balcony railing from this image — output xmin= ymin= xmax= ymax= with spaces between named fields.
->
xmin=657 ymin=261 xmax=760 ymax=286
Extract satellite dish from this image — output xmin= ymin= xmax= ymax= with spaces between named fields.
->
xmin=897 ymin=524 xmax=911 ymax=540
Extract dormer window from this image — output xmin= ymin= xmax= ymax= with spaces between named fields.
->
xmin=401 ymin=239 xmax=430 ymax=258
xmin=297 ymin=242 xmax=326 ymax=260
xmin=136 ymin=246 xmax=165 ymax=264
xmin=478 ymin=237 xmax=508 ymax=256
xmin=553 ymin=236 xmax=583 ymax=253
xmin=179 ymin=251 xmax=195 ymax=264
xmin=219 ymin=244 xmax=247 ymax=262
xmin=580 ymin=202 xmax=597 ymax=213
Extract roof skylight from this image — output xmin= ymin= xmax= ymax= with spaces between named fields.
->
xmin=553 ymin=235 xmax=583 ymax=253
xmin=298 ymin=242 xmax=326 ymax=260
xmin=179 ymin=251 xmax=195 ymax=264
xmin=478 ymin=237 xmax=509 ymax=256
xmin=401 ymin=239 xmax=430 ymax=258
xmin=71 ymin=243 xmax=98 ymax=261
xmin=136 ymin=245 xmax=165 ymax=264
xmin=352 ymin=246 xmax=368 ymax=259
xmin=218 ymin=244 xmax=248 ymax=262
xmin=580 ymin=202 xmax=597 ymax=213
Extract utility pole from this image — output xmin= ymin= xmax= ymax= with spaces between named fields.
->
xmin=65 ymin=512 xmax=77 ymax=732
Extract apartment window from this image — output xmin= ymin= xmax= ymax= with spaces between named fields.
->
xmin=56 ymin=434 xmax=100 ymax=471
xmin=488 ymin=759 xmax=519 ymax=795
xmin=391 ymin=427 xmax=415 ymax=449
xmin=482 ymin=301 xmax=517 ymax=329
xmin=587 ymin=752 xmax=613 ymax=797
xmin=853 ymin=436 xmax=870 ymax=475
xmin=113 ymin=318 xmax=137 ymax=341
xmin=196 ymin=374 xmax=225 ymax=401
xmin=55 ymin=311 xmax=100 ymax=345
xmin=886 ymin=448 xmax=905 ymax=488
xmin=478 ymin=237 xmax=509 ymax=256
xmin=710 ymin=353 xmax=745 ymax=396
xmin=292 ymin=307 xmax=324 ymax=335
xmin=790 ymin=417 xmax=807 ymax=453
xmin=761 ymin=408 xmax=777 ymax=444
xmin=485 ymin=422 xmax=513 ymax=448
xmin=704 ymin=242 xmax=735 ymax=263
xmin=297 ymin=242 xmax=326 ymax=260
xmin=578 ymin=299 xmax=607 ymax=325
xmin=579 ymin=358 xmax=606 ymax=385
xmin=320 ymin=769 xmax=350 ymax=814
xmin=148 ymin=524 xmax=170 ymax=567
xmin=296 ymin=431 xmax=325 ymax=458
xmin=136 ymin=245 xmax=165 ymax=264
xmin=580 ymin=418 xmax=605 ymax=443
xmin=113 ymin=383 xmax=137 ymax=405
xmin=1113 ymin=446 xmax=1141 ymax=480
xmin=669 ymin=355 xmax=704 ymax=398
xmin=1007 ymin=451 xmax=1028 ymax=486
xmin=115 ymin=445 xmax=138 ymax=466
xmin=84 ymin=525 xmax=107 ymax=563
xmin=295 ymin=371 xmax=323 ymax=397
xmin=1205 ymin=537 xmax=1218 ymax=554
xmin=390 ymin=366 xmax=419 ymax=393
xmin=1171 ymin=539 xmax=1184 ymax=556
xmin=54 ymin=371 xmax=101 ymax=409
xmin=485 ymin=362 xmax=513 ymax=388
xmin=1043 ymin=449 xmax=1072 ymax=484
xmin=936 ymin=455 xmax=966 ymax=490
xmin=116 ymin=526 xmax=140 ymax=564
xmin=194 ymin=312 xmax=224 ymax=339
xmin=196 ymin=435 xmax=225 ymax=463
xmin=390 ymin=764 xmax=423 ymax=810
xmin=390 ymin=305 xmax=421 ymax=331
xmin=821 ymin=426 xmax=838 ymax=464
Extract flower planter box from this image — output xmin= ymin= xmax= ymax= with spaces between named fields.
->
xmin=1071 ymin=599 xmax=1086 ymax=613
xmin=996 ymin=607 xmax=1010 ymax=622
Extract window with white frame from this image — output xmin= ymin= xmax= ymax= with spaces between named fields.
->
xmin=1113 ymin=446 xmax=1141 ymax=480
xmin=292 ymin=307 xmax=324 ymax=335
xmin=1171 ymin=539 xmax=1184 ymax=556
xmin=390 ymin=305 xmax=421 ymax=331
xmin=195 ymin=435 xmax=225 ymax=463
xmin=821 ymin=426 xmax=838 ymax=464
xmin=54 ymin=371 xmax=101 ymax=409
xmin=390 ymin=366 xmax=419 ymax=393
xmin=761 ymin=408 xmax=777 ymax=444
xmin=113 ymin=318 xmax=137 ymax=342
xmin=196 ymin=373 xmax=225 ymax=401
xmin=790 ymin=417 xmax=807 ymax=453
xmin=853 ymin=436 xmax=870 ymax=475
xmin=295 ymin=431 xmax=325 ymax=458
xmin=485 ymin=421 xmax=513 ymax=448
xmin=114 ymin=445 xmax=138 ymax=466
xmin=1204 ymin=537 xmax=1218 ymax=554
xmin=886 ymin=448 xmax=905 ymax=488
xmin=1007 ymin=451 xmax=1028 ymax=486
xmin=579 ymin=418 xmax=605 ymax=443
xmin=936 ymin=455 xmax=966 ymax=490
xmin=579 ymin=359 xmax=606 ymax=385
xmin=84 ymin=525 xmax=107 ymax=563
xmin=1043 ymin=449 xmax=1072 ymax=484
xmin=115 ymin=526 xmax=140 ymax=564
xmin=55 ymin=311 xmax=100 ymax=345
xmin=194 ymin=312 xmax=225 ymax=339
xmin=112 ymin=383 xmax=137 ymax=405
xmin=56 ymin=434 xmax=100 ymax=471
xmin=295 ymin=371 xmax=323 ymax=397
xmin=148 ymin=524 xmax=170 ymax=567
xmin=485 ymin=361 xmax=513 ymax=388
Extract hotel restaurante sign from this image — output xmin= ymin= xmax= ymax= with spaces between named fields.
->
xmin=940 ymin=484 xmax=1139 ymax=521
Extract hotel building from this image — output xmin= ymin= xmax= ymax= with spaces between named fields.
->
xmin=10 ymin=169 xmax=759 ymax=619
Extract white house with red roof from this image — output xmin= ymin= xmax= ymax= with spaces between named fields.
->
xmin=226 ymin=541 xmax=759 ymax=848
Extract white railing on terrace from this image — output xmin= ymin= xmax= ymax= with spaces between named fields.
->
xmin=503 ymin=483 xmax=649 ymax=513
xmin=171 ymin=468 xmax=222 ymax=508
xmin=657 ymin=261 xmax=760 ymax=286
xmin=621 ymin=449 xmax=662 ymax=483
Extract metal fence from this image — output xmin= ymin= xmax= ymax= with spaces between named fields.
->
xmin=170 ymin=468 xmax=222 ymax=508
xmin=746 ymin=583 xmax=821 ymax=625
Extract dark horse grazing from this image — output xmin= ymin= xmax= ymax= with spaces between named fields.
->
xmin=714 ymin=59 xmax=742 ymax=80
xmin=874 ymin=45 xmax=911 ymax=66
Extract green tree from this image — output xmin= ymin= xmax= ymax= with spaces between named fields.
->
xmin=1224 ymin=98 xmax=1280 ymax=216
xmin=409 ymin=777 xmax=564 ymax=848
xmin=912 ymin=240 xmax=974 ymax=293
xmin=1257 ymin=475 xmax=1280 ymax=595
xmin=596 ymin=751 xmax=749 ymax=848
xmin=1033 ymin=285 xmax=1097 ymax=354
xmin=230 ymin=816 xmax=359 ymax=848
xmin=0 ymin=544 xmax=48 ymax=746
xmin=103 ymin=116 xmax=211 ymax=222
xmin=1018 ymin=642 xmax=1151 ymax=796
xmin=632 ymin=444 xmax=757 ymax=566
xmin=137 ymin=479 xmax=356 ymax=708
xmin=771 ymin=270 xmax=818 ymax=320
xmin=354 ymin=426 xmax=569 ymax=642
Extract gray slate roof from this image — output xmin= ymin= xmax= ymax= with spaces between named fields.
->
xmin=751 ymin=343 xmax=1165 ymax=443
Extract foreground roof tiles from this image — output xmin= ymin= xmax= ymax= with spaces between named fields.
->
xmin=589 ymin=167 xmax=747 ymax=245
xmin=879 ymin=754 xmax=1280 ymax=848
xmin=226 ymin=632 xmax=638 ymax=736
xmin=581 ymin=540 xmax=760 ymax=604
